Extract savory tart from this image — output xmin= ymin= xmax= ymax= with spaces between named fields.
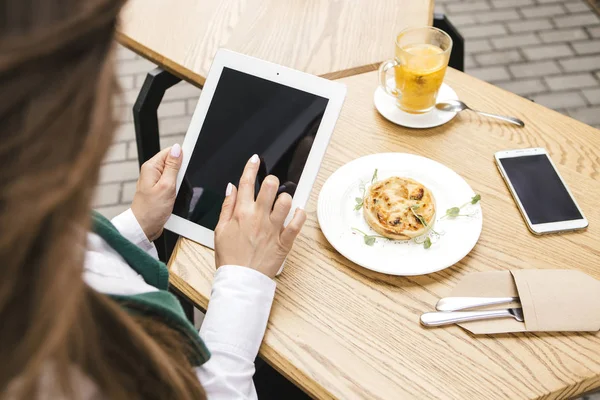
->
xmin=363 ymin=177 xmax=436 ymax=240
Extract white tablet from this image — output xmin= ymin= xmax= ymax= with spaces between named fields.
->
xmin=165 ymin=49 xmax=346 ymax=250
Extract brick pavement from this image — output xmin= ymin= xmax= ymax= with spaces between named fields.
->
xmin=95 ymin=0 xmax=600 ymax=220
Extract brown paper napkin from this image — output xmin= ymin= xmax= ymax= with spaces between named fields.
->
xmin=449 ymin=270 xmax=600 ymax=334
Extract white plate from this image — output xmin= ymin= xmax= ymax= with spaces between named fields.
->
xmin=374 ymin=82 xmax=458 ymax=129
xmin=317 ymin=153 xmax=482 ymax=276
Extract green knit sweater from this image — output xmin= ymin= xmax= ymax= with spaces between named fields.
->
xmin=91 ymin=211 xmax=210 ymax=366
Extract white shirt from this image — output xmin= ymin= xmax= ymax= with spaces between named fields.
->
xmin=84 ymin=209 xmax=275 ymax=400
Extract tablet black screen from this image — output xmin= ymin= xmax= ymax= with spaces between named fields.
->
xmin=172 ymin=67 xmax=329 ymax=230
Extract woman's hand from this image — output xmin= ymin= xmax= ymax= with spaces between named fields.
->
xmin=214 ymin=154 xmax=307 ymax=278
xmin=131 ymin=144 xmax=182 ymax=241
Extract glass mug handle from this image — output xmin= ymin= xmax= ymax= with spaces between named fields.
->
xmin=378 ymin=60 xmax=399 ymax=97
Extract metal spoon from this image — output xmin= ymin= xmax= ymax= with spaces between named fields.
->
xmin=436 ymin=100 xmax=525 ymax=127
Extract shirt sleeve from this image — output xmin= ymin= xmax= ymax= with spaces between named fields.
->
xmin=196 ymin=265 xmax=276 ymax=400
xmin=110 ymin=208 xmax=159 ymax=260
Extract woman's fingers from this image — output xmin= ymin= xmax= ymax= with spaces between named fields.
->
xmin=157 ymin=144 xmax=182 ymax=190
xmin=256 ymin=175 xmax=279 ymax=215
xmin=280 ymin=207 xmax=306 ymax=248
xmin=270 ymin=192 xmax=292 ymax=226
xmin=236 ymin=154 xmax=260 ymax=206
xmin=217 ymin=183 xmax=237 ymax=225
xmin=139 ymin=147 xmax=171 ymax=186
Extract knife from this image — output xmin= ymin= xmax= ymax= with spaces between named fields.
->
xmin=420 ymin=308 xmax=524 ymax=327
xmin=435 ymin=296 xmax=520 ymax=312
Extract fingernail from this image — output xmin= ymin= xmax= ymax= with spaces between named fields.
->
xmin=250 ymin=154 xmax=259 ymax=164
xmin=225 ymin=182 xmax=233 ymax=196
xmin=297 ymin=206 xmax=304 ymax=211
xmin=170 ymin=143 xmax=181 ymax=158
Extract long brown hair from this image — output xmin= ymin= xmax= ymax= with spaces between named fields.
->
xmin=0 ymin=1 xmax=205 ymax=398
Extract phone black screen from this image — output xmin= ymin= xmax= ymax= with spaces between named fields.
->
xmin=499 ymin=154 xmax=582 ymax=224
xmin=172 ymin=67 xmax=329 ymax=230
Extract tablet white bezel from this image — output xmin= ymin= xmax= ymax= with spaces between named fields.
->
xmin=164 ymin=48 xmax=346 ymax=249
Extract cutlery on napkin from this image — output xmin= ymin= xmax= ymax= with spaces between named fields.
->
xmin=421 ymin=270 xmax=600 ymax=334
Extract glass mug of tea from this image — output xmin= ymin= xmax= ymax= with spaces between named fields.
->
xmin=379 ymin=27 xmax=452 ymax=114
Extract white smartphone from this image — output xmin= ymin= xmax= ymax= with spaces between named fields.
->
xmin=494 ymin=148 xmax=588 ymax=235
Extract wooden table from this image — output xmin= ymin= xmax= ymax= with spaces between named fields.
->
xmin=169 ymin=68 xmax=600 ymax=399
xmin=117 ymin=0 xmax=434 ymax=85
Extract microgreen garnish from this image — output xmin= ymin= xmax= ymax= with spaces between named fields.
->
xmin=441 ymin=194 xmax=481 ymax=219
xmin=423 ymin=237 xmax=432 ymax=249
xmin=371 ymin=168 xmax=378 ymax=184
xmin=410 ymin=206 xmax=440 ymax=236
xmin=352 ymin=227 xmax=387 ymax=246
xmin=353 ymin=169 xmax=378 ymax=211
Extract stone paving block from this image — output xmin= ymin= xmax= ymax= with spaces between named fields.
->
xmin=118 ymin=75 xmax=135 ymax=90
xmin=127 ymin=141 xmax=137 ymax=160
xmin=134 ymin=74 xmax=148 ymax=88
xmin=114 ymin=122 xmax=135 ymax=142
xmin=116 ymin=44 xmax=136 ymax=61
xmin=571 ymin=41 xmax=600 ymax=55
xmin=589 ymin=27 xmax=600 ymax=39
xmin=568 ymin=106 xmax=600 ymax=125
xmin=459 ymin=24 xmax=507 ymax=39
xmin=554 ymin=13 xmax=600 ymax=29
xmin=532 ymin=91 xmax=587 ymax=110
xmin=160 ymin=134 xmax=186 ymax=150
xmin=447 ymin=0 xmax=491 ymax=13
xmin=186 ymin=98 xmax=199 ymax=114
xmin=103 ymin=142 xmax=127 ymax=163
xmin=560 ymin=55 xmax=600 ymax=72
xmin=475 ymin=49 xmax=522 ymax=65
xmin=157 ymin=101 xmax=186 ymax=118
xmin=466 ymin=66 xmax=511 ymax=82
xmin=491 ymin=0 xmax=534 ymax=9
xmin=582 ymin=88 xmax=600 ymax=105
xmin=509 ymin=60 xmax=561 ymax=78
xmin=466 ymin=39 xmax=493 ymax=53
xmin=522 ymin=44 xmax=574 ymax=61
xmin=495 ymin=78 xmax=548 ymax=96
xmin=506 ymin=18 xmax=553 ymax=33
xmin=474 ymin=9 xmax=520 ymax=23
xmin=444 ymin=14 xmax=477 ymax=26
xmin=114 ymin=105 xmax=133 ymax=123
xmin=492 ymin=33 xmax=540 ymax=49
xmin=536 ymin=0 xmax=564 ymax=3
xmin=544 ymin=73 xmax=598 ymax=91
xmin=117 ymin=58 xmax=156 ymax=76
xmin=99 ymin=161 xmax=140 ymax=184
xmin=539 ymin=28 xmax=589 ymax=43
xmin=121 ymin=181 xmax=137 ymax=203
xmin=163 ymin=81 xmax=202 ymax=101
xmin=119 ymin=88 xmax=140 ymax=106
xmin=159 ymin=116 xmax=193 ymax=136
xmin=94 ymin=204 xmax=129 ymax=220
xmin=92 ymin=183 xmax=121 ymax=207
xmin=564 ymin=1 xmax=591 ymax=13
xmin=520 ymin=4 xmax=565 ymax=18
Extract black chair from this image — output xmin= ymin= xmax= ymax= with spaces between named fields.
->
xmin=433 ymin=13 xmax=465 ymax=72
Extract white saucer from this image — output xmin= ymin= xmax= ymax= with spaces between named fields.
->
xmin=374 ymin=81 xmax=459 ymax=129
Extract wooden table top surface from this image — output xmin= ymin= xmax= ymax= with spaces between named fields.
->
xmin=117 ymin=0 xmax=433 ymax=85
xmin=169 ymin=68 xmax=600 ymax=399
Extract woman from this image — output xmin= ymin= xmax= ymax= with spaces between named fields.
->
xmin=0 ymin=0 xmax=306 ymax=399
